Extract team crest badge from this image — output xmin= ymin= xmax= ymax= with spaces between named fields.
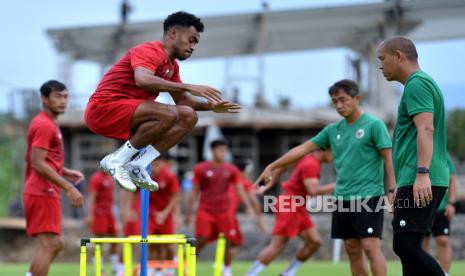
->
xmin=355 ymin=129 xmax=365 ymax=139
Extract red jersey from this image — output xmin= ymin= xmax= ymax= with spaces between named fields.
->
xmin=149 ymin=165 xmax=180 ymax=211
xmin=24 ymin=112 xmax=64 ymax=198
xmin=193 ymin=161 xmax=241 ymax=213
xmin=89 ymin=171 xmax=114 ymax=214
xmin=89 ymin=41 xmax=181 ymax=102
xmin=229 ymin=176 xmax=254 ymax=213
xmin=282 ymin=155 xmax=321 ymax=197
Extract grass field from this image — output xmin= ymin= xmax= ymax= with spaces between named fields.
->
xmin=2 ymin=261 xmax=465 ymax=276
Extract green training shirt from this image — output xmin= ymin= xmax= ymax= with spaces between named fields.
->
xmin=310 ymin=113 xmax=391 ymax=200
xmin=392 ymin=71 xmax=449 ymax=188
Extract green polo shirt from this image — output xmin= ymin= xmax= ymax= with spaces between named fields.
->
xmin=392 ymin=71 xmax=449 ymax=188
xmin=311 ymin=113 xmax=391 ymax=200
xmin=437 ymin=154 xmax=456 ymax=211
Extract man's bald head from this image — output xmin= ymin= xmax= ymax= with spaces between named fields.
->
xmin=379 ymin=36 xmax=418 ymax=62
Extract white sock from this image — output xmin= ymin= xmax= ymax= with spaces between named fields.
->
xmin=110 ymin=253 xmax=119 ymax=268
xmin=153 ymin=269 xmax=162 ymax=276
xmin=164 ymin=268 xmax=175 ymax=275
xmin=283 ymin=258 xmax=303 ymax=276
xmin=223 ymin=265 xmax=232 ymax=275
xmin=128 ymin=145 xmax=160 ymax=167
xmin=113 ymin=141 xmax=139 ymax=163
xmin=26 ymin=273 xmax=32 ymax=276
xmin=246 ymin=261 xmax=266 ymax=276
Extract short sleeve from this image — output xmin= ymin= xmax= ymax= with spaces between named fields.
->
xmin=242 ymin=179 xmax=254 ymax=192
xmin=192 ymin=164 xmax=202 ymax=186
xmin=446 ymin=154 xmax=456 ymax=174
xmin=371 ymin=120 xmax=392 ymax=150
xmin=129 ymin=43 xmax=165 ymax=73
xmin=300 ymin=159 xmax=320 ymax=179
xmin=404 ymin=79 xmax=434 ymax=116
xmin=88 ymin=173 xmax=100 ymax=192
xmin=31 ymin=125 xmax=54 ymax=151
xmin=310 ymin=125 xmax=331 ymax=150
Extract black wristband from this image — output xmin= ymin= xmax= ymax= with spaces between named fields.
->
xmin=417 ymin=167 xmax=430 ymax=174
xmin=388 ymin=188 xmax=396 ymax=193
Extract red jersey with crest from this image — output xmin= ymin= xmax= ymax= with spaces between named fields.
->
xmin=282 ymin=155 xmax=321 ymax=197
xmin=24 ymin=112 xmax=64 ymax=198
xmin=149 ymin=165 xmax=180 ymax=211
xmin=89 ymin=171 xmax=114 ymax=213
xmin=89 ymin=41 xmax=181 ymax=102
xmin=193 ymin=161 xmax=241 ymax=213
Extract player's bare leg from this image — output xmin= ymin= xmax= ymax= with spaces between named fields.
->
xmin=29 ymin=233 xmax=64 ymax=276
xmin=436 ymin=236 xmax=452 ymax=273
xmin=344 ymin=238 xmax=369 ymax=276
xmin=280 ymin=228 xmax=322 ymax=276
xmin=360 ymin=237 xmax=386 ymax=276
xmin=128 ymin=103 xmax=197 ymax=189
xmin=246 ymin=236 xmax=288 ymax=276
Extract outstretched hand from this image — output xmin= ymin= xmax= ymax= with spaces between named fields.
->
xmin=254 ymin=165 xmax=279 ymax=194
xmin=211 ymin=101 xmax=242 ymax=113
xmin=187 ymin=84 xmax=223 ymax=104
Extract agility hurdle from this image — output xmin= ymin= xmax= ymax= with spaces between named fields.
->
xmin=125 ymin=234 xmax=189 ymax=275
xmin=80 ymin=236 xmax=196 ymax=276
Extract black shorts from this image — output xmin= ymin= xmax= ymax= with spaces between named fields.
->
xmin=392 ymin=186 xmax=447 ymax=234
xmin=331 ymin=196 xmax=384 ymax=240
xmin=427 ymin=211 xmax=451 ymax=237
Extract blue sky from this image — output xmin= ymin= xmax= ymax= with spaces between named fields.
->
xmin=1 ymin=0 xmax=464 ymax=112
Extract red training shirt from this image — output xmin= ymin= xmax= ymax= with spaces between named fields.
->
xmin=89 ymin=170 xmax=114 ymax=214
xmin=149 ymin=165 xmax=180 ymax=211
xmin=24 ymin=111 xmax=64 ymax=198
xmin=282 ymin=155 xmax=321 ymax=197
xmin=229 ymin=176 xmax=254 ymax=213
xmin=193 ymin=161 xmax=241 ymax=213
xmin=90 ymin=41 xmax=182 ymax=102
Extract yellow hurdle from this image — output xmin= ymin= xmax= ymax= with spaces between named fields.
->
xmin=80 ymin=235 xmax=196 ymax=276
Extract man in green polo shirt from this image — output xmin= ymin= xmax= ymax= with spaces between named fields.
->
xmin=423 ymin=153 xmax=457 ymax=276
xmin=377 ymin=36 xmax=449 ymax=276
xmin=255 ymin=79 xmax=395 ymax=276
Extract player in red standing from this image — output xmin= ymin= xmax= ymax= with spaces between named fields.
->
xmin=148 ymin=156 xmax=181 ymax=276
xmin=86 ymin=168 xmax=122 ymax=274
xmin=247 ymin=150 xmax=335 ymax=276
xmin=24 ymin=80 xmax=84 ymax=276
xmin=185 ymin=140 xmax=256 ymax=276
xmin=228 ymin=160 xmax=266 ymax=264
xmin=84 ymin=11 xmax=240 ymax=193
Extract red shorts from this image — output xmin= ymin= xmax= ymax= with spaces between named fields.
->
xmin=149 ymin=212 xmax=175 ymax=235
xmin=195 ymin=209 xmax=238 ymax=245
xmin=272 ymin=206 xmax=314 ymax=238
xmin=124 ymin=221 xmax=140 ymax=236
xmin=230 ymin=213 xmax=243 ymax=246
xmin=84 ymin=99 xmax=146 ymax=140
xmin=91 ymin=210 xmax=116 ymax=235
xmin=24 ymin=194 xmax=62 ymax=237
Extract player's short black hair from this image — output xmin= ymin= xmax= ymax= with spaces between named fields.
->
xmin=235 ymin=159 xmax=248 ymax=171
xmin=40 ymin=80 xmax=67 ymax=97
xmin=380 ymin=36 xmax=418 ymax=62
xmin=163 ymin=11 xmax=204 ymax=33
xmin=210 ymin=139 xmax=228 ymax=150
xmin=328 ymin=79 xmax=359 ymax=98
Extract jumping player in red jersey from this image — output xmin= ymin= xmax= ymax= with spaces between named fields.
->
xmin=185 ymin=140 xmax=256 ymax=276
xmin=84 ymin=11 xmax=240 ymax=192
xmin=147 ymin=157 xmax=181 ymax=276
xmin=86 ymin=169 xmax=122 ymax=273
xmin=24 ymin=80 xmax=84 ymax=276
xmin=247 ymin=150 xmax=334 ymax=276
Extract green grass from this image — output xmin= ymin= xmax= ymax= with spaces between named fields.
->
xmin=2 ymin=261 xmax=465 ymax=275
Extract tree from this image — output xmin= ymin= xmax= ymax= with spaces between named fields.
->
xmin=447 ymin=109 xmax=465 ymax=162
